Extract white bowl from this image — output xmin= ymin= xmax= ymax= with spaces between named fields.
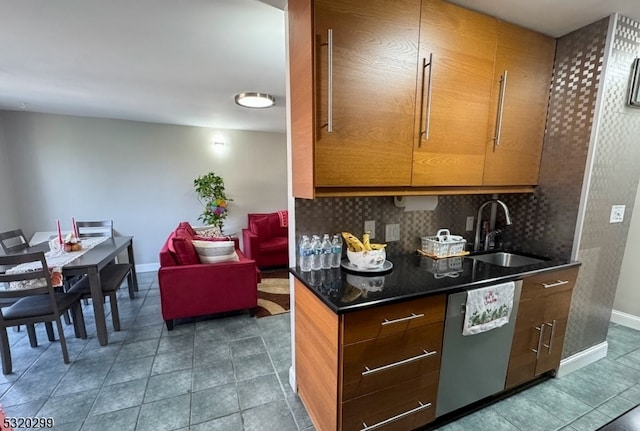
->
xmin=346 ymin=249 xmax=386 ymax=269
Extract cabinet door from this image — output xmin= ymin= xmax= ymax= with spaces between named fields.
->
xmin=482 ymin=22 xmax=556 ymax=185
xmin=535 ymin=290 xmax=573 ymax=376
xmin=505 ymin=297 xmax=546 ymax=389
xmin=412 ymin=0 xmax=496 ymax=186
xmin=314 ymin=0 xmax=420 ymax=187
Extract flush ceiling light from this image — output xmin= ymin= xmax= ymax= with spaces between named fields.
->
xmin=234 ymin=92 xmax=276 ymax=109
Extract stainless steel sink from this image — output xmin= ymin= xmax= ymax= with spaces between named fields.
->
xmin=468 ymin=251 xmax=546 ymax=267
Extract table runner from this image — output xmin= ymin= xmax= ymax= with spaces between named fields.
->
xmin=5 ymin=237 xmax=109 ymax=289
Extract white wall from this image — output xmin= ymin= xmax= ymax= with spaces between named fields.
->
xmin=0 ymin=111 xmax=287 ymax=266
xmin=613 ymin=182 xmax=640 ymax=319
xmin=0 ymin=119 xmax=19 ymax=233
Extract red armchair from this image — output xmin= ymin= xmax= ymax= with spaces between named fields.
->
xmin=242 ymin=212 xmax=289 ymax=269
xmin=158 ymin=222 xmax=258 ymax=330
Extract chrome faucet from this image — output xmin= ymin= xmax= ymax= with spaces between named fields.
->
xmin=474 ymin=199 xmax=512 ymax=251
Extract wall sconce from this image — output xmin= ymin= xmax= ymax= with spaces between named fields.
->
xmin=234 ymin=92 xmax=276 ymax=109
xmin=213 ymin=141 xmax=225 ymax=147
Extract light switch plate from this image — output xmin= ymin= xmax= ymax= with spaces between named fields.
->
xmin=610 ymin=205 xmax=625 ymax=223
xmin=364 ymin=220 xmax=375 ymax=239
xmin=385 ymin=223 xmax=400 ymax=242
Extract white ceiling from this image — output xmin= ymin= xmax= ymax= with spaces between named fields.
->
xmin=1 ymin=0 xmax=639 ymax=133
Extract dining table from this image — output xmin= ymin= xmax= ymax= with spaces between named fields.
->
xmin=27 ymin=236 xmax=139 ymax=346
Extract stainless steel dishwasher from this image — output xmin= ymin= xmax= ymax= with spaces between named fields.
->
xmin=435 ymin=281 xmax=522 ymax=417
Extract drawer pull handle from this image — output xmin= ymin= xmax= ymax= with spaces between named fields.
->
xmin=541 ymin=280 xmax=569 ymax=288
xmin=381 ymin=313 xmax=424 ymax=326
xmin=543 ymin=320 xmax=557 ymax=353
xmin=361 ymin=401 xmax=432 ymax=431
xmin=362 ymin=350 xmax=437 ymax=376
xmin=531 ymin=325 xmax=545 ymax=359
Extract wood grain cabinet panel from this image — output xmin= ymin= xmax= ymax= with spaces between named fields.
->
xmin=342 ymin=294 xmax=445 ymax=344
xmin=341 ymin=372 xmax=439 ymax=431
xmin=482 ymin=22 xmax=556 ymax=186
xmin=411 ymin=0 xmax=496 ymax=186
xmin=313 ymin=0 xmax=420 ymax=187
xmin=342 ymin=322 xmax=443 ymax=400
xmin=295 ymin=281 xmax=446 ymax=431
xmin=289 ymin=0 xmax=555 ymax=196
xmin=506 ymin=267 xmax=579 ymax=389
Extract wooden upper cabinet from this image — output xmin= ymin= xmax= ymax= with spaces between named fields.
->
xmin=313 ymin=0 xmax=421 ymax=187
xmin=482 ymin=22 xmax=556 ymax=186
xmin=412 ymin=0 xmax=497 ymax=186
xmin=288 ymin=0 xmax=556 ymax=197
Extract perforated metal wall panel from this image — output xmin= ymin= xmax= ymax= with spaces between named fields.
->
xmin=564 ymin=15 xmax=640 ymax=357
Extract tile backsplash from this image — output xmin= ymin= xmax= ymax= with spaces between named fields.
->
xmin=296 ymin=194 xmax=509 ymax=256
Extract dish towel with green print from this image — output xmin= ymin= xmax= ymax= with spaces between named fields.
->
xmin=463 ymin=281 xmax=515 ymax=336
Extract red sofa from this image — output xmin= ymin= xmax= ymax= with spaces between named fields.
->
xmin=158 ymin=222 xmax=258 ymax=330
xmin=242 ymin=212 xmax=289 ymax=269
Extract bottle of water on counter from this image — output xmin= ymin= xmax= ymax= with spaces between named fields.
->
xmin=331 ymin=234 xmax=343 ymax=268
xmin=321 ymin=234 xmax=332 ymax=269
xmin=310 ymin=235 xmax=322 ymax=270
xmin=298 ymin=235 xmax=312 ymax=272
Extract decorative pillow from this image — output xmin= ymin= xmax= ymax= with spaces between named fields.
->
xmin=172 ymin=236 xmax=200 ymax=265
xmin=194 ymin=236 xmax=230 ymax=242
xmin=250 ymin=216 xmax=271 ymax=239
xmin=192 ymin=240 xmax=239 ymax=264
xmin=177 ymin=221 xmax=196 ymax=236
xmin=194 ymin=226 xmax=223 ymax=238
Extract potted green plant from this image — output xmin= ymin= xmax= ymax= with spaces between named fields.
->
xmin=193 ymin=172 xmax=232 ymax=229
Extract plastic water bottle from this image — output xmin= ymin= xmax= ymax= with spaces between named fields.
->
xmin=298 ymin=235 xmax=312 ymax=272
xmin=321 ymin=234 xmax=332 ymax=269
xmin=331 ymin=234 xmax=343 ymax=268
xmin=310 ymin=235 xmax=322 ymax=270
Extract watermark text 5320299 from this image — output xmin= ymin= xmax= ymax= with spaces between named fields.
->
xmin=3 ymin=417 xmax=54 ymax=429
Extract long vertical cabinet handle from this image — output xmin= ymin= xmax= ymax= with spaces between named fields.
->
xmin=531 ymin=324 xmax=545 ymax=359
xmin=327 ymin=28 xmax=334 ymax=133
xmin=418 ymin=54 xmax=433 ymax=146
xmin=543 ymin=320 xmax=557 ymax=353
xmin=492 ymin=70 xmax=508 ymax=149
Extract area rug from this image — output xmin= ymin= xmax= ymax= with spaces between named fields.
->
xmin=255 ymin=270 xmax=290 ymax=318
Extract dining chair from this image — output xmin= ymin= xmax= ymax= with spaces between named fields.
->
xmin=67 ymin=264 xmax=132 ymax=331
xmin=0 ymin=229 xmax=29 ymax=255
xmin=75 ymin=220 xmax=114 ymax=238
xmin=0 ymin=229 xmax=38 ymax=333
xmin=75 ymin=220 xmax=135 ymax=299
xmin=69 ymin=220 xmax=135 ymax=331
xmin=0 ymin=252 xmax=87 ymax=374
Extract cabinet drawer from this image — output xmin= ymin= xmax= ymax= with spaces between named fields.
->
xmin=341 ymin=371 xmax=438 ymax=431
xmin=520 ymin=267 xmax=578 ymax=300
xmin=342 ymin=295 xmax=445 ymax=344
xmin=342 ymin=322 xmax=443 ymax=401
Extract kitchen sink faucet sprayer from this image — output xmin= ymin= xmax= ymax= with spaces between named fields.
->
xmin=474 ymin=199 xmax=512 ymax=252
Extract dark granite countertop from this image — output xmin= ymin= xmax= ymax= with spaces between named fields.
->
xmin=289 ymin=252 xmax=580 ymax=314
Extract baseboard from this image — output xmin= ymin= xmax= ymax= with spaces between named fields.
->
xmin=610 ymin=309 xmax=640 ymax=331
xmin=557 ymin=341 xmax=608 ymax=377
xmin=289 ymin=365 xmax=296 ymax=393
xmin=135 ymin=262 xmax=159 ymax=273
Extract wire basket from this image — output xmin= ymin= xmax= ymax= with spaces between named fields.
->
xmin=421 ymin=229 xmax=467 ymax=258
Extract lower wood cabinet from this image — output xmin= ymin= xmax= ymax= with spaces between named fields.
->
xmin=505 ymin=267 xmax=579 ymax=389
xmin=295 ymin=279 xmax=446 ymax=431
xmin=342 ymin=371 xmax=439 ymax=431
